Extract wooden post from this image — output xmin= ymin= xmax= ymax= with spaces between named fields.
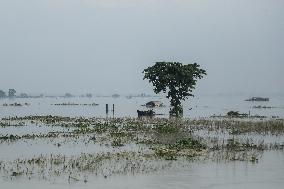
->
xmin=106 ymin=104 xmax=109 ymax=114
xmin=112 ymin=104 xmax=115 ymax=117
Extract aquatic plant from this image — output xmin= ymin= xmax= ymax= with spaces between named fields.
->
xmin=0 ymin=115 xmax=283 ymax=182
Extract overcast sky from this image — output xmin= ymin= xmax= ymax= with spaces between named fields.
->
xmin=0 ymin=0 xmax=283 ymax=95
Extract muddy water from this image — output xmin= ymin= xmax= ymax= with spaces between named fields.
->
xmin=1 ymin=151 xmax=283 ymax=189
xmin=1 ymin=95 xmax=284 ymax=188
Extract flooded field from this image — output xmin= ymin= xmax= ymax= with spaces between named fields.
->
xmin=1 ymin=0 xmax=283 ymax=187
xmin=0 ymin=109 xmax=283 ymax=188
xmin=1 ymin=151 xmax=284 ymax=189
xmin=0 ymin=95 xmax=284 ymax=118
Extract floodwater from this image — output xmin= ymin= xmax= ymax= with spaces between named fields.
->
xmin=1 ymin=95 xmax=284 ymax=188
xmin=0 ymin=95 xmax=283 ymax=118
xmin=1 ymin=151 xmax=284 ymax=189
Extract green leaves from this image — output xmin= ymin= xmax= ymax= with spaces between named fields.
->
xmin=143 ymin=62 xmax=206 ymax=116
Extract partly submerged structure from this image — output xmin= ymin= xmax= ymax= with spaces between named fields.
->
xmin=137 ymin=110 xmax=155 ymax=117
xmin=245 ymin=97 xmax=269 ymax=102
xmin=145 ymin=101 xmax=164 ymax=108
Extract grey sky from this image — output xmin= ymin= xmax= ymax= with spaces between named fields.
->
xmin=0 ymin=0 xmax=283 ymax=95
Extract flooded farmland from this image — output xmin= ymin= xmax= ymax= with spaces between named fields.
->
xmin=0 ymin=95 xmax=284 ymax=118
xmin=1 ymin=0 xmax=284 ymax=188
xmin=0 ymin=96 xmax=284 ymax=188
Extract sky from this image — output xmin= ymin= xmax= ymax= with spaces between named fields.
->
xmin=0 ymin=0 xmax=283 ymax=95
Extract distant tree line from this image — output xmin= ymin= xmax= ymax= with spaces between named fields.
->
xmin=0 ymin=89 xmax=17 ymax=98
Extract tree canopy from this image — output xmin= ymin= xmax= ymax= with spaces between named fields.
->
xmin=143 ymin=62 xmax=206 ymax=116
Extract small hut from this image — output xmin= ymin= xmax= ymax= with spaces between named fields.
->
xmin=146 ymin=101 xmax=163 ymax=108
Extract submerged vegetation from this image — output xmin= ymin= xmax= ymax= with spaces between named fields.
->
xmin=51 ymin=102 xmax=99 ymax=106
xmin=2 ymin=102 xmax=30 ymax=107
xmin=0 ymin=115 xmax=283 ymax=182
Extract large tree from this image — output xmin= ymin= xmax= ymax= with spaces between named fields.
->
xmin=143 ymin=62 xmax=206 ymax=116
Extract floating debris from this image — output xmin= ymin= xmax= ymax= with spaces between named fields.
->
xmin=252 ymin=105 xmax=276 ymax=109
xmin=51 ymin=103 xmax=99 ymax=106
xmin=245 ymin=97 xmax=269 ymax=101
xmin=227 ymin=111 xmax=248 ymax=118
xmin=2 ymin=103 xmax=30 ymax=107
xmin=137 ymin=110 xmax=155 ymax=117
